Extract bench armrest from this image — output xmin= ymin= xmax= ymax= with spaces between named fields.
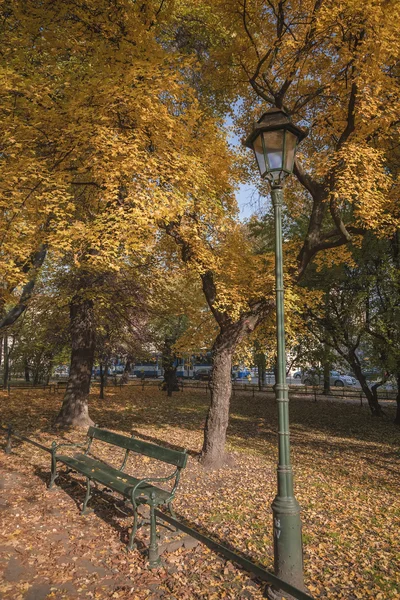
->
xmin=51 ymin=441 xmax=89 ymax=454
xmin=130 ymin=470 xmax=179 ymax=501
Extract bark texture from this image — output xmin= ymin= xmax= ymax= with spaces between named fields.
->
xmin=351 ymin=360 xmax=383 ymax=416
xmin=200 ymin=332 xmax=234 ymax=469
xmin=54 ymin=297 xmax=95 ymax=428
xmin=199 ymin=301 xmax=270 ymax=468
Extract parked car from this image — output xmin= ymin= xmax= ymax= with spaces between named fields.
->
xmin=302 ymin=370 xmax=357 ymax=387
xmin=292 ymin=370 xmax=302 ymax=379
xmin=93 ymin=366 xmax=113 ymax=376
xmin=194 ymin=369 xmax=212 ymax=381
xmin=362 ymin=368 xmax=383 ymax=380
xmin=232 ymin=368 xmax=251 ymax=380
xmin=53 ymin=366 xmax=69 ymax=376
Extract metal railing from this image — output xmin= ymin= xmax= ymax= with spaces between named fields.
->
xmin=0 ymin=424 xmax=316 ymax=597
xmin=113 ymin=378 xmax=397 ymax=403
xmin=155 ymin=509 xmax=315 ymax=600
xmin=0 ymin=424 xmax=51 ymax=454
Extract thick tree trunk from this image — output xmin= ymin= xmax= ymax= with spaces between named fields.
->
xmin=54 ymin=298 xmax=95 ymax=428
xmin=164 ymin=367 xmax=178 ymax=397
xmin=200 ymin=332 xmax=234 ymax=469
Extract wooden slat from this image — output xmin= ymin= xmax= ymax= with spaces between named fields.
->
xmin=87 ymin=427 xmax=187 ymax=467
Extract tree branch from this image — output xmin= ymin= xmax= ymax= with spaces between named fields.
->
xmin=0 ymin=244 xmax=47 ymax=331
xmin=293 ymin=157 xmax=322 ymax=197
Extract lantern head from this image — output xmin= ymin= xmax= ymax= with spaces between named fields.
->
xmin=245 ymin=108 xmax=308 ymax=185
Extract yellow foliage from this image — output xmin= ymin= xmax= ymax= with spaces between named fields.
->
xmin=0 ymin=0 xmax=237 ymax=305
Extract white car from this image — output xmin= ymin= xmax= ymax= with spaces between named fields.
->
xmin=302 ymin=370 xmax=357 ymax=387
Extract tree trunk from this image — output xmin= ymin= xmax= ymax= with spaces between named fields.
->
xmin=200 ymin=331 xmax=234 ymax=469
xmin=99 ymin=363 xmax=105 ymax=399
xmin=164 ymin=366 xmax=178 ymax=397
xmin=24 ymin=360 xmax=30 ymax=382
xmin=323 ymin=361 xmax=330 ymax=395
xmin=255 ymin=352 xmax=266 ymax=391
xmin=120 ymin=359 xmax=131 ymax=385
xmin=395 ymin=375 xmax=400 ymax=425
xmin=45 ymin=356 xmax=54 ymax=385
xmin=162 ymin=337 xmax=179 ymax=397
xmin=3 ymin=335 xmax=9 ymax=389
xmin=351 ymin=360 xmax=383 ymax=416
xmin=54 ymin=297 xmax=95 ymax=428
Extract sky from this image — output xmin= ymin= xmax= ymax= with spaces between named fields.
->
xmin=227 ymin=112 xmax=268 ymax=221
xmin=236 ymin=183 xmax=264 ymax=220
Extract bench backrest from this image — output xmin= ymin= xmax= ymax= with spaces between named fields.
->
xmin=87 ymin=426 xmax=187 ymax=469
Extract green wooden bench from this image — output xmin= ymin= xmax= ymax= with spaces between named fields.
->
xmin=49 ymin=426 xmax=188 ymax=567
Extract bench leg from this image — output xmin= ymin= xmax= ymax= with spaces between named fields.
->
xmin=128 ymin=500 xmax=138 ymax=551
xmin=81 ymin=478 xmax=93 ymax=515
xmin=148 ymin=495 xmax=161 ymax=569
xmin=48 ymin=446 xmax=58 ymax=489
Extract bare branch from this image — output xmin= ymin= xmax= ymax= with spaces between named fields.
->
xmin=0 ymin=244 xmax=47 ymax=331
xmin=293 ymin=158 xmax=322 ymax=197
xmin=329 ymin=197 xmax=352 ymax=241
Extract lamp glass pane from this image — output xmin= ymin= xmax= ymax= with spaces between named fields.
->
xmin=253 ymin=133 xmax=266 ymax=176
xmin=284 ymin=130 xmax=298 ymax=173
xmin=263 ymin=130 xmax=284 ymax=170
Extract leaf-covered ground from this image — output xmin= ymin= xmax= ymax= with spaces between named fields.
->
xmin=0 ymin=386 xmax=399 ymax=599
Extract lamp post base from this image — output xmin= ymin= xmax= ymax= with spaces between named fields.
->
xmin=268 ymin=495 xmax=305 ymax=598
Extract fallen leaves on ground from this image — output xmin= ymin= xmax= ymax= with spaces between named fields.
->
xmin=0 ymin=385 xmax=399 ymax=599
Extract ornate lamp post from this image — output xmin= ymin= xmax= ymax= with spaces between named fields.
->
xmin=245 ymin=108 xmax=308 ymax=599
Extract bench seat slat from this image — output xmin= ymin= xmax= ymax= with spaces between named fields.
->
xmin=87 ymin=427 xmax=187 ymax=468
xmin=56 ymin=453 xmax=171 ymax=503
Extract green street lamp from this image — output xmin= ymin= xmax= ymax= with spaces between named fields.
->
xmin=245 ymin=108 xmax=308 ymax=599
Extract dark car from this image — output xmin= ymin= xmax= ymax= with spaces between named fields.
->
xmin=194 ymin=369 xmax=212 ymax=381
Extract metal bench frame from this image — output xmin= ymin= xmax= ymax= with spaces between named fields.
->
xmin=49 ymin=426 xmax=187 ymax=567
